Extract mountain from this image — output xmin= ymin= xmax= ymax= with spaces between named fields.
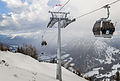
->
xmin=0 ymin=34 xmax=57 ymax=55
xmin=0 ymin=34 xmax=34 ymax=45
xmin=0 ymin=51 xmax=87 ymax=81
xmin=60 ymin=38 xmax=120 ymax=81
xmin=82 ymin=40 xmax=120 ymax=80
xmin=0 ymin=33 xmax=120 ymax=81
xmin=37 ymin=36 xmax=120 ymax=80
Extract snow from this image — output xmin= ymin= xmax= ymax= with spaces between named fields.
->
xmin=0 ymin=51 xmax=87 ymax=81
xmin=94 ymin=40 xmax=120 ymax=64
xmin=95 ymin=63 xmax=120 ymax=79
xmin=111 ymin=63 xmax=120 ymax=76
xmin=105 ymin=46 xmax=117 ymax=64
xmin=84 ymin=63 xmax=120 ymax=80
xmin=64 ymin=57 xmax=73 ymax=66
xmin=112 ymin=63 xmax=120 ymax=70
xmin=94 ymin=40 xmax=108 ymax=53
xmin=84 ymin=67 xmax=101 ymax=77
xmin=95 ymin=58 xmax=104 ymax=64
xmin=84 ymin=42 xmax=120 ymax=80
xmin=61 ymin=54 xmax=70 ymax=59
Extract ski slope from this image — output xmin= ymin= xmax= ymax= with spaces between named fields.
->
xmin=0 ymin=51 xmax=87 ymax=81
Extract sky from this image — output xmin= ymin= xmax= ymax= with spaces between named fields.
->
xmin=0 ymin=0 xmax=120 ymax=38
xmin=0 ymin=1 xmax=10 ymax=14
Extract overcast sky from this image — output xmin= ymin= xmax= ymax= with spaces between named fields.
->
xmin=0 ymin=0 xmax=120 ymax=38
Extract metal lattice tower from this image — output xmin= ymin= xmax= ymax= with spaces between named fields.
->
xmin=47 ymin=11 xmax=75 ymax=81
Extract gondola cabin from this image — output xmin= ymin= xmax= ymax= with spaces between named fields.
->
xmin=41 ymin=40 xmax=47 ymax=46
xmin=93 ymin=18 xmax=115 ymax=38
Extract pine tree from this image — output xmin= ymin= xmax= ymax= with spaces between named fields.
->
xmin=115 ymin=71 xmax=120 ymax=81
xmin=17 ymin=44 xmax=38 ymax=60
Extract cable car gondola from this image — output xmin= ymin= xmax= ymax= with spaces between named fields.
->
xmin=41 ymin=33 xmax=47 ymax=46
xmin=41 ymin=40 xmax=47 ymax=46
xmin=92 ymin=5 xmax=115 ymax=38
xmin=93 ymin=18 xmax=115 ymax=38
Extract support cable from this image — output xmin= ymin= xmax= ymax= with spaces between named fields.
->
xmin=75 ymin=7 xmax=103 ymax=19
xmin=58 ymin=0 xmax=70 ymax=12
xmin=75 ymin=0 xmax=120 ymax=19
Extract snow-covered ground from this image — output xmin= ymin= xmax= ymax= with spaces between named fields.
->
xmin=0 ymin=51 xmax=87 ymax=81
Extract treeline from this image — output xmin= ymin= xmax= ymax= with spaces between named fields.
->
xmin=0 ymin=43 xmax=9 ymax=51
xmin=0 ymin=42 xmax=38 ymax=60
xmin=111 ymin=71 xmax=120 ymax=81
xmin=17 ymin=44 xmax=38 ymax=60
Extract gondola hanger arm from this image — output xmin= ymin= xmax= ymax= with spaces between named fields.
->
xmin=103 ymin=5 xmax=110 ymax=19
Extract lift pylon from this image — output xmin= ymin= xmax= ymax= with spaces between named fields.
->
xmin=47 ymin=11 xmax=75 ymax=81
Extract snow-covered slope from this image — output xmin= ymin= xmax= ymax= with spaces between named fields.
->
xmin=0 ymin=51 xmax=87 ymax=81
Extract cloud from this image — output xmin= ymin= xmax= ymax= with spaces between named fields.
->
xmin=0 ymin=0 xmax=120 ymax=39
xmin=58 ymin=0 xmax=120 ymax=39
xmin=0 ymin=0 xmax=52 ymax=34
